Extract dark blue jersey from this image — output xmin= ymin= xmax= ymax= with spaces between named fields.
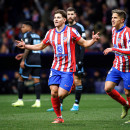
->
xmin=68 ymin=23 xmax=86 ymax=63
xmin=22 ymin=32 xmax=41 ymax=67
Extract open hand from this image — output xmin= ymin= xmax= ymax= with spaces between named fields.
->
xmin=92 ymin=31 xmax=100 ymax=42
xmin=16 ymin=39 xmax=25 ymax=49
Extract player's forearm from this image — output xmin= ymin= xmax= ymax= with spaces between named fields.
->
xmin=112 ymin=48 xmax=130 ymax=55
xmin=22 ymin=49 xmax=29 ymax=61
xmin=25 ymin=43 xmax=43 ymax=50
xmin=83 ymin=39 xmax=95 ymax=48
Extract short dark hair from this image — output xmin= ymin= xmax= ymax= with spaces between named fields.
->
xmin=112 ymin=9 xmax=127 ymax=20
xmin=54 ymin=9 xmax=67 ymax=19
xmin=22 ymin=21 xmax=33 ymax=28
xmin=67 ymin=7 xmax=76 ymax=13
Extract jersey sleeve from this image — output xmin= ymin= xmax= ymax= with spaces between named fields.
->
xmin=112 ymin=48 xmax=130 ymax=55
xmin=23 ymin=33 xmax=31 ymax=45
xmin=71 ymin=28 xmax=81 ymax=42
xmin=42 ymin=31 xmax=51 ymax=46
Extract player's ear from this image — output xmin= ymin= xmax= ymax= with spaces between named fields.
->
xmin=64 ymin=18 xmax=66 ymax=22
xmin=121 ymin=18 xmax=125 ymax=23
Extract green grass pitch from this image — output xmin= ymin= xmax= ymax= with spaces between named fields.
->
xmin=0 ymin=94 xmax=129 ymax=130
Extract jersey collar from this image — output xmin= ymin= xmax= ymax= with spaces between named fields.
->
xmin=116 ymin=25 xmax=126 ymax=33
xmin=55 ymin=25 xmax=67 ymax=33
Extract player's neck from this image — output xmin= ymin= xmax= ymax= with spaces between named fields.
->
xmin=115 ymin=23 xmax=124 ymax=31
xmin=69 ymin=21 xmax=76 ymax=26
xmin=56 ymin=24 xmax=65 ymax=32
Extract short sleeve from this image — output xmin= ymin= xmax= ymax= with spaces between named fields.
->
xmin=42 ymin=31 xmax=51 ymax=46
xmin=71 ymin=28 xmax=81 ymax=41
xmin=23 ymin=33 xmax=31 ymax=44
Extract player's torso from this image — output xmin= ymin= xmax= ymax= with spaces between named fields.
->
xmin=48 ymin=26 xmax=76 ymax=72
xmin=112 ymin=26 xmax=130 ymax=72
xmin=23 ymin=32 xmax=41 ymax=67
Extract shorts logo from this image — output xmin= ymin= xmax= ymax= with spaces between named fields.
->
xmin=57 ymin=45 xmax=62 ymax=54
xmin=64 ymin=84 xmax=70 ymax=87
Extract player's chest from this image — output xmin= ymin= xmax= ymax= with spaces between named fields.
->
xmin=50 ymin=32 xmax=73 ymax=46
xmin=112 ymin=32 xmax=124 ymax=46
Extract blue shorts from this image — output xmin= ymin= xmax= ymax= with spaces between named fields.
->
xmin=106 ymin=67 xmax=130 ymax=90
xmin=48 ymin=68 xmax=74 ymax=91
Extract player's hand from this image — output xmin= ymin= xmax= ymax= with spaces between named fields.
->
xmin=20 ymin=61 xmax=25 ymax=69
xmin=92 ymin=31 xmax=100 ymax=42
xmin=16 ymin=39 xmax=25 ymax=49
xmin=15 ymin=53 xmax=23 ymax=60
xmin=103 ymin=48 xmax=112 ymax=55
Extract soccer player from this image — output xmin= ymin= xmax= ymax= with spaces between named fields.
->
xmin=103 ymin=9 xmax=130 ymax=119
xmin=47 ymin=7 xmax=86 ymax=112
xmin=16 ymin=9 xmax=100 ymax=123
xmin=12 ymin=21 xmax=42 ymax=108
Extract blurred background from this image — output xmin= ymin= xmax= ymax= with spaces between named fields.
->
xmin=0 ymin=0 xmax=129 ymax=94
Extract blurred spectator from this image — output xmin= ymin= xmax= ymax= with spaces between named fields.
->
xmin=11 ymin=71 xmax=20 ymax=94
xmin=99 ymin=35 xmax=110 ymax=51
xmin=22 ymin=7 xmax=31 ymax=21
xmin=0 ymin=74 xmax=11 ymax=94
xmin=32 ymin=9 xmax=40 ymax=29
xmin=34 ymin=0 xmax=51 ymax=26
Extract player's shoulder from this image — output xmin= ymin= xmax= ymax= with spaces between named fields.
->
xmin=23 ymin=32 xmax=30 ymax=38
xmin=66 ymin=26 xmax=76 ymax=32
xmin=75 ymin=22 xmax=85 ymax=31
xmin=47 ymin=28 xmax=55 ymax=34
xmin=30 ymin=32 xmax=40 ymax=39
xmin=125 ymin=26 xmax=130 ymax=31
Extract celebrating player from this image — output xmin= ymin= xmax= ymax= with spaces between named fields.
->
xmin=12 ymin=21 xmax=42 ymax=108
xmin=16 ymin=9 xmax=100 ymax=123
xmin=104 ymin=9 xmax=130 ymax=119
xmin=47 ymin=7 xmax=86 ymax=112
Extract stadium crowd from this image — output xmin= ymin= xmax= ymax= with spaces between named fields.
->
xmin=0 ymin=0 xmax=129 ymax=94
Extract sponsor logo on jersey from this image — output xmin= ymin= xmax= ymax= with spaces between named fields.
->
xmin=57 ymin=45 xmax=62 ymax=54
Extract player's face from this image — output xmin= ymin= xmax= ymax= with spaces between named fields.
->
xmin=54 ymin=13 xmax=66 ymax=28
xmin=21 ymin=24 xmax=29 ymax=33
xmin=111 ymin=13 xmax=124 ymax=28
xmin=67 ymin=11 xmax=76 ymax=24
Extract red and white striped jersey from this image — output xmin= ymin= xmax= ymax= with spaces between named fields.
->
xmin=112 ymin=25 xmax=130 ymax=72
xmin=42 ymin=25 xmax=81 ymax=72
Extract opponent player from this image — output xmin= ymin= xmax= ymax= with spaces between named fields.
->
xmin=103 ymin=9 xmax=130 ymax=119
xmin=47 ymin=7 xmax=86 ymax=112
xmin=16 ymin=9 xmax=100 ymax=123
xmin=12 ymin=21 xmax=42 ymax=108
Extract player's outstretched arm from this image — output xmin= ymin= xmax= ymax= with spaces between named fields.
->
xmin=16 ymin=39 xmax=47 ymax=50
xmin=103 ymin=48 xmax=130 ymax=55
xmin=77 ymin=31 xmax=100 ymax=48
